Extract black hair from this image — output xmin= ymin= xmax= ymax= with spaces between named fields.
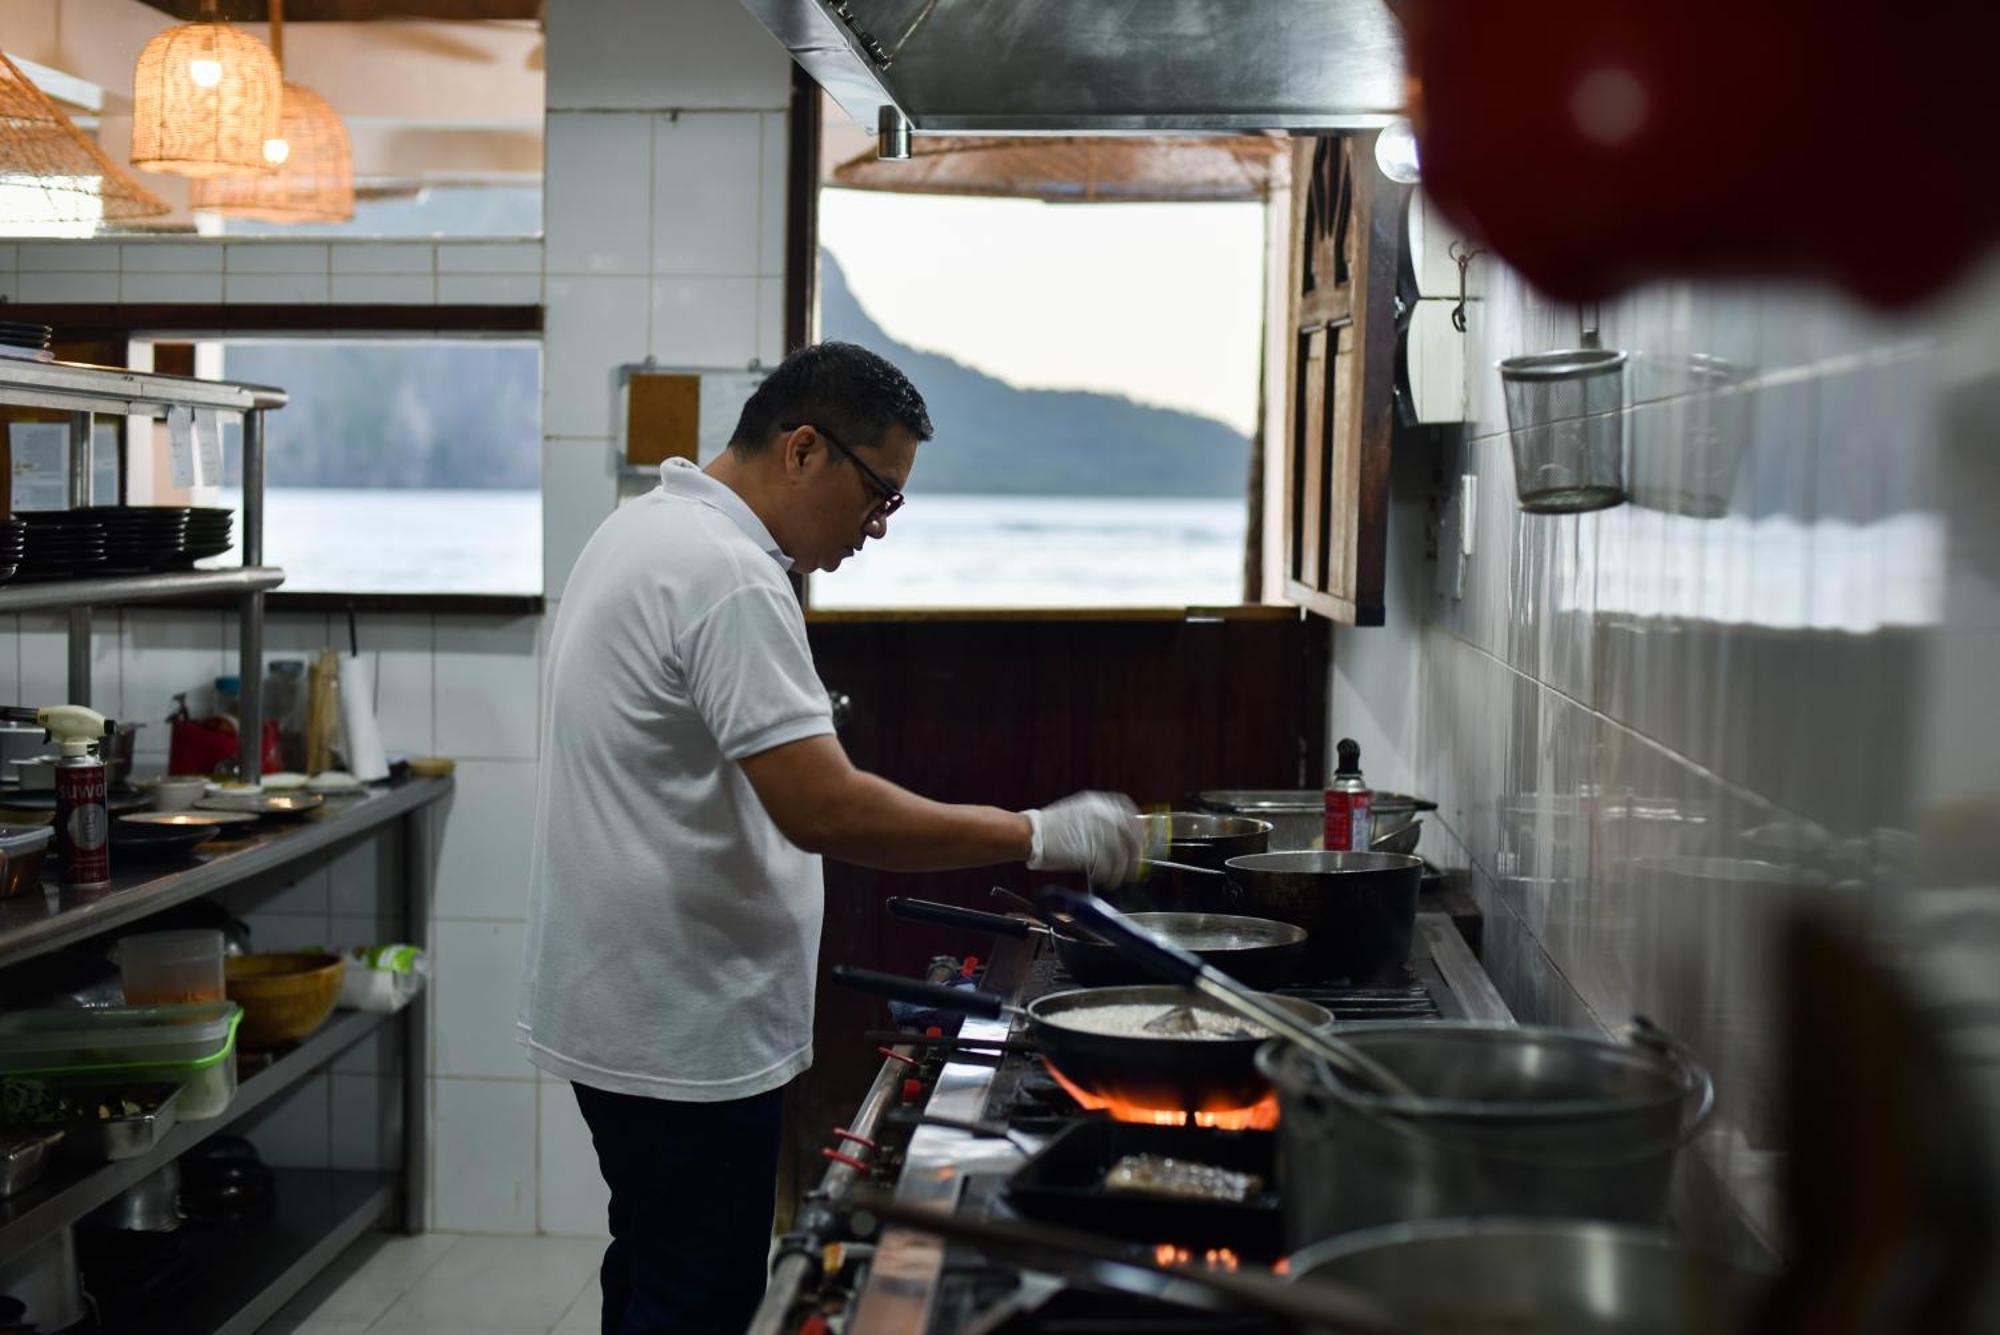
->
xmin=728 ymin=341 xmax=934 ymax=459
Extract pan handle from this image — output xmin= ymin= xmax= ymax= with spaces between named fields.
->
xmin=886 ymin=897 xmax=1037 ymax=939
xmin=1039 ymin=888 xmax=1205 ymax=987
xmin=829 ymin=965 xmax=1009 ymax=1021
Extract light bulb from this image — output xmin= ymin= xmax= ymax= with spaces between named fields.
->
xmin=263 ymin=137 xmax=291 ymax=165
xmin=1374 ymin=118 xmax=1421 ymax=185
xmin=188 ymin=58 xmax=223 ymax=88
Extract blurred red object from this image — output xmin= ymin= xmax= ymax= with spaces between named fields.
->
xmin=1399 ymin=0 xmax=2000 ymax=307
xmin=169 ymin=716 xmax=282 ymax=777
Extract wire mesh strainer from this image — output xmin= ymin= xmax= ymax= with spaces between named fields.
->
xmin=1498 ymin=347 xmax=1630 ymax=512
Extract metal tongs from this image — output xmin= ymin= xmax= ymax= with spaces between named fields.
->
xmin=1039 ymin=888 xmax=1418 ymax=1099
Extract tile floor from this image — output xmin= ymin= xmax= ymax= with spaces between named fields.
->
xmin=260 ymin=1231 xmax=606 ymax=1335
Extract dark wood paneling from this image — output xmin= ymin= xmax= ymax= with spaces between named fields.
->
xmin=779 ymin=614 xmax=1327 ymax=1217
xmin=784 ymin=65 xmax=822 ymax=357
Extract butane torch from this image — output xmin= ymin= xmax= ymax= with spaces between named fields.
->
xmin=1 ymin=705 xmax=114 ymax=890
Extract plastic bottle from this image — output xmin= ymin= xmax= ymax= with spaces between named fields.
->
xmin=1322 ymin=738 xmax=1374 ymax=853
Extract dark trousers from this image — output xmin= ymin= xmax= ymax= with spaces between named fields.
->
xmin=572 ymin=1080 xmax=787 ymax=1335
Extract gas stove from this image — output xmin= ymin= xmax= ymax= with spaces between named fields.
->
xmin=756 ymin=914 xmax=1509 ymax=1335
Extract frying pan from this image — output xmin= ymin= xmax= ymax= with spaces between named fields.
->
xmin=884 ymin=896 xmax=1308 ymax=989
xmin=830 ymin=966 xmax=1333 ymax=1112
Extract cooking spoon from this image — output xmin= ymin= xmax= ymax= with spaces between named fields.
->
xmin=1040 ymin=888 xmax=1417 ymax=1098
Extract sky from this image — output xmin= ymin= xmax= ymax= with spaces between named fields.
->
xmin=818 ymin=190 xmax=1269 ymax=438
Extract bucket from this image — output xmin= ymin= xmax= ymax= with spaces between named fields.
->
xmin=1256 ymin=1021 xmax=1713 ymax=1248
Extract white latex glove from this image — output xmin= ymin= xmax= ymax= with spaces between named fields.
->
xmin=1022 ymin=791 xmax=1145 ymax=886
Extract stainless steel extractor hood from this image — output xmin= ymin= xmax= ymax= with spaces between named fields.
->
xmin=736 ymin=0 xmax=1406 ymax=139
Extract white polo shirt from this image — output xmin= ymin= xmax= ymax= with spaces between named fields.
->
xmin=518 ymin=458 xmax=835 ymax=1101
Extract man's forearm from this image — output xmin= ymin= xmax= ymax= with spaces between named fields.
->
xmin=803 ymin=768 xmax=1032 ymax=872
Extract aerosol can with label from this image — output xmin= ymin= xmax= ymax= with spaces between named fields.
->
xmin=1323 ymin=737 xmax=1374 ymax=853
xmin=2 ymin=705 xmax=112 ymax=890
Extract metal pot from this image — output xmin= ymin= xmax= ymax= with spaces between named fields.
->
xmin=1196 ymin=791 xmax=1435 ymax=853
xmin=1221 ymin=851 xmax=1423 ymax=984
xmin=1111 ymin=813 xmax=1272 ymax=913
xmin=1287 ymin=1218 xmax=1764 ymax=1335
xmin=1257 ymin=1022 xmax=1714 ymax=1247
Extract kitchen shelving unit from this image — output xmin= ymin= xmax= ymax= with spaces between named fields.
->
xmin=0 ymin=356 xmax=288 ymax=782
xmin=0 ymin=357 xmax=445 ymax=1332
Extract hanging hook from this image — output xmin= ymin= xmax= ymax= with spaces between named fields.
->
xmin=1448 ymin=240 xmax=1485 ymax=333
xmin=1580 ymin=301 xmax=1603 ymax=350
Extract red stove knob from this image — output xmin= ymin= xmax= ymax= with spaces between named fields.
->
xmin=800 ymin=1316 xmax=831 ymax=1335
xmin=960 ymin=956 xmax=980 ymax=978
xmin=901 ymin=1077 xmax=925 ymax=1103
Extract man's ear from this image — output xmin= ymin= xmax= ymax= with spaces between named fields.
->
xmin=782 ymin=425 xmax=816 ymax=476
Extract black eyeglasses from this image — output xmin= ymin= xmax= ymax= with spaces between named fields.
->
xmin=787 ymin=423 xmax=905 ymax=520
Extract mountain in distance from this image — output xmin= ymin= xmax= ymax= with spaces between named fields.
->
xmin=819 ymin=251 xmax=1249 ymax=498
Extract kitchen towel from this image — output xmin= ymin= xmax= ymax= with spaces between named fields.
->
xmin=336 ymin=655 xmax=390 ymax=782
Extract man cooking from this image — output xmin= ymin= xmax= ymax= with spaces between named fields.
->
xmin=519 ymin=341 xmax=1146 ymax=1335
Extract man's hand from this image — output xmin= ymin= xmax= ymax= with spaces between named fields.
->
xmin=1023 ymin=792 xmax=1146 ymax=886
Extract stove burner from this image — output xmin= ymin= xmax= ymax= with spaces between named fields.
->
xmin=1002 ymin=1070 xmax=1093 ymax=1134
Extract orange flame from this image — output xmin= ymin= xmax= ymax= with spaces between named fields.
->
xmin=1043 ymin=1060 xmax=1280 ymax=1130
xmin=1153 ymin=1245 xmax=1243 ymax=1271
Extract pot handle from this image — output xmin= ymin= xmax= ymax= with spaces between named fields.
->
xmin=829 ymin=965 xmax=1008 ymax=1021
xmin=1038 ymin=888 xmax=1205 ymax=987
xmin=885 ymin=897 xmax=1036 ymax=939
xmin=1626 ymin=1014 xmax=1718 ymax=1138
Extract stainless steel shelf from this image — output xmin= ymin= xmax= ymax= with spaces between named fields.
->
xmin=0 ymin=567 xmax=286 ymax=614
xmin=0 ymin=1007 xmax=394 ymax=1257
xmin=0 ymin=776 xmax=452 ymax=970
xmin=0 ymin=357 xmax=286 ymax=417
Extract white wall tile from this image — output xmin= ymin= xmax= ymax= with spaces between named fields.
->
xmin=652 ymin=113 xmax=763 ymax=276
xmin=23 ymin=613 xmax=120 ymax=724
xmin=433 ymin=919 xmax=531 ymax=1079
xmin=650 ymin=275 xmax=759 ymax=366
xmin=537 ymin=1081 xmax=610 ymax=1236
xmin=437 ymin=242 xmax=543 ymax=274
xmin=542 ymin=441 xmax=616 ymax=600
xmin=756 ymin=274 xmax=786 ymax=365
xmin=226 ymin=272 xmax=332 ymax=303
xmin=225 ymin=243 xmax=330 ymax=274
xmin=331 ymin=274 xmax=435 ymax=305
xmin=434 ymin=616 xmax=540 ymax=760
xmin=759 ymin=111 xmax=788 ymax=278
xmin=358 ymin=614 xmax=433 ymax=760
xmin=331 ymin=242 xmax=434 ymax=275
xmin=17 ymin=271 xmax=118 ymax=303
xmin=0 ymin=243 xmax=18 ymax=272
xmin=544 ymin=276 xmax=650 ymax=437
xmin=120 ymin=609 xmax=226 ymax=757
xmin=242 ymin=911 xmax=334 ymax=953
xmin=120 ymin=271 xmax=224 ymax=304
xmin=120 ymin=243 xmax=224 ymax=273
xmin=544 ymin=113 xmax=654 ymax=277
xmin=428 ymin=1079 xmax=538 ymax=1234
xmin=433 ymin=759 xmax=538 ymax=919
xmin=18 ymin=241 xmax=117 ymax=272
xmin=545 ymin=0 xmax=791 ymax=113
xmin=225 ymin=862 xmax=331 ymax=918
xmin=328 ymin=833 xmax=394 ymax=920
xmin=438 ymin=273 xmax=541 ymax=305
xmin=242 ymin=1072 xmax=331 ymax=1169
xmin=0 ymin=615 xmax=21 ymax=706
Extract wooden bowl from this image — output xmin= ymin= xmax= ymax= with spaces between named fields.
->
xmin=225 ymin=953 xmax=346 ymax=1050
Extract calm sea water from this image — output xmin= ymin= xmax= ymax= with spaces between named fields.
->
xmin=217 ymin=488 xmax=1249 ymax=606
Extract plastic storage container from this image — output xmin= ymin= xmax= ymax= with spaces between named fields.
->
xmin=0 ymin=825 xmax=53 ymax=899
xmin=0 ymin=1002 xmax=243 ymax=1120
xmin=115 ymin=928 xmax=225 ymax=1005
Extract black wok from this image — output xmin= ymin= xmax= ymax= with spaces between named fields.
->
xmin=830 ymin=966 xmax=1334 ymax=1112
xmin=885 ymin=896 xmax=1309 ymax=990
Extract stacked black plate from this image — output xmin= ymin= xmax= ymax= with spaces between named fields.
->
xmin=16 ymin=512 xmax=106 ymax=579
xmin=0 ymin=321 xmax=53 ymax=357
xmin=78 ymin=506 xmax=232 ymax=572
xmin=0 ymin=520 xmax=22 ymax=584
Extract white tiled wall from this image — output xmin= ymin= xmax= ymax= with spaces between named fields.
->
xmin=1 ymin=0 xmax=794 ymax=1238
xmin=1335 ymin=204 xmax=2000 ymax=1259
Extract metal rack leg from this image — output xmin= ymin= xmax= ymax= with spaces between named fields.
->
xmin=65 ymin=411 xmax=94 ymax=708
xmin=400 ymin=805 xmax=434 ymax=1233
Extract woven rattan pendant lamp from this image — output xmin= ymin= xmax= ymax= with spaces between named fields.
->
xmin=131 ymin=0 xmax=283 ymax=178
xmin=190 ymin=0 xmax=353 ymax=222
xmin=0 ymin=51 xmax=169 ymax=227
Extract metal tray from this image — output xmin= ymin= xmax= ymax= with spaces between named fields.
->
xmin=0 ymin=1127 xmax=63 ymax=1197
xmin=1002 ymin=1120 xmax=1283 ymax=1261
xmin=37 ymin=1083 xmax=181 ymax=1162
